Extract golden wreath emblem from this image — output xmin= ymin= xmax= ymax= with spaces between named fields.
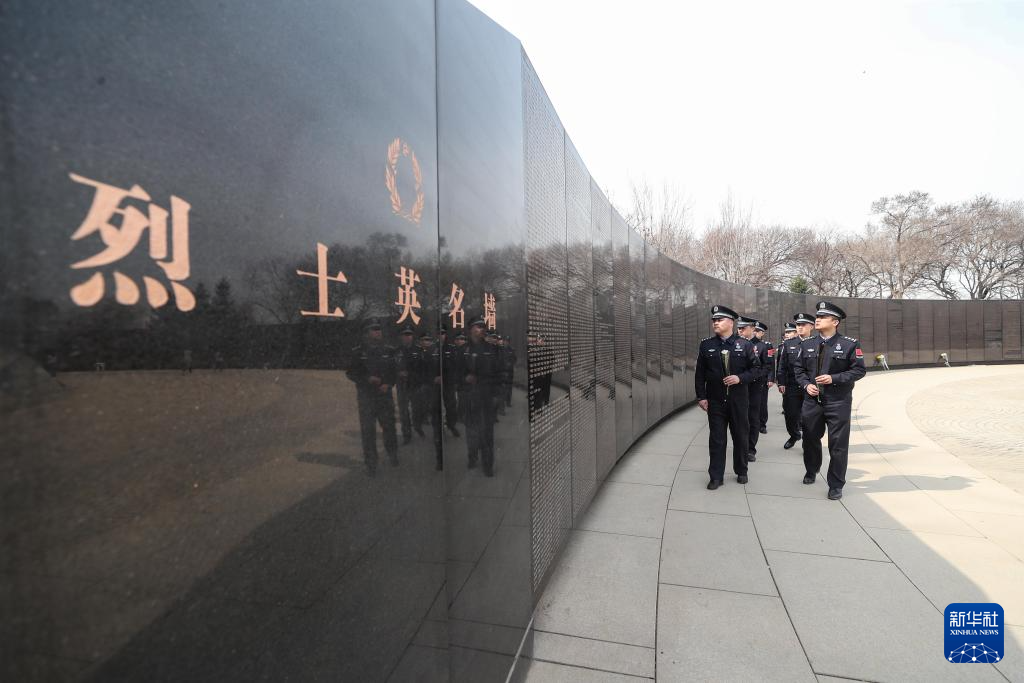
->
xmin=385 ymin=137 xmax=424 ymax=224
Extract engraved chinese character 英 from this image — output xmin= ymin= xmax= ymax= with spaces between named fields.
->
xmin=394 ymin=265 xmax=421 ymax=324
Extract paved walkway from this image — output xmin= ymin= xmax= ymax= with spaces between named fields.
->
xmin=519 ymin=365 xmax=1024 ymax=682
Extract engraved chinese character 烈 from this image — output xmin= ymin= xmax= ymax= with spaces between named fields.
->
xmin=68 ymin=173 xmax=194 ymax=311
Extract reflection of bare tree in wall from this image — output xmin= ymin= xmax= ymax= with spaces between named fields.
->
xmin=623 ymin=179 xmax=697 ymax=268
xmin=244 ymin=233 xmax=413 ymax=325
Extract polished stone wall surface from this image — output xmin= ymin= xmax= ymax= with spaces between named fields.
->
xmin=2 ymin=2 xmax=1023 ymax=681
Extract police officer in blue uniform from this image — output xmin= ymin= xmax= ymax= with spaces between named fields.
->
xmin=793 ymin=301 xmax=866 ymax=500
xmin=737 ymin=316 xmax=768 ymax=461
xmin=777 ymin=313 xmax=816 ymax=449
xmin=346 ymin=320 xmax=399 ymax=476
xmin=414 ymin=331 xmax=444 ymax=470
xmin=754 ymin=321 xmax=774 ymax=434
xmin=695 ymin=305 xmax=761 ymax=489
xmin=462 ymin=318 xmax=501 ymax=476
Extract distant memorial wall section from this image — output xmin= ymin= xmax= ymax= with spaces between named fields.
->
xmin=2 ymin=1 xmax=1022 ymax=681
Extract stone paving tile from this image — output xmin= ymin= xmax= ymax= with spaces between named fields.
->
xmin=748 ymin=494 xmax=888 ymax=561
xmin=577 ymin=481 xmax=670 ymax=539
xmin=534 ymin=530 xmax=660 ymax=648
xmin=660 ymin=510 xmax=776 ymax=596
xmin=531 ymin=630 xmax=654 ymax=679
xmin=668 ymin=468 xmax=750 ymax=517
xmin=867 ymin=527 xmax=1024 ymax=626
xmin=657 ymin=584 xmax=814 ymax=682
xmin=768 ymin=550 xmax=1003 ymax=682
xmin=606 ymin=451 xmax=681 ymax=486
xmin=521 ymin=659 xmax=651 ymax=682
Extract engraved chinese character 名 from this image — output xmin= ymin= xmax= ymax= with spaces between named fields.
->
xmin=296 ymin=242 xmax=348 ymax=317
xmin=68 ymin=172 xmax=195 ymax=311
xmin=484 ymin=292 xmax=496 ymax=330
xmin=448 ymin=283 xmax=465 ymax=329
xmin=394 ymin=266 xmax=421 ymax=324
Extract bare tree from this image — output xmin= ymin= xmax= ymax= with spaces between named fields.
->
xmin=854 ymin=191 xmax=951 ymax=298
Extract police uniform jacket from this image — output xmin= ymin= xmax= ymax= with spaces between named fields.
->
xmin=749 ymin=339 xmax=771 ymax=384
xmin=346 ymin=342 xmax=398 ymax=394
xmin=396 ymin=343 xmax=419 ymax=388
xmin=415 ymin=344 xmax=442 ymax=387
xmin=694 ymin=334 xmax=761 ymax=401
xmin=792 ymin=334 xmax=866 ymax=397
xmin=462 ymin=339 xmax=500 ymax=392
xmin=776 ymin=335 xmax=814 ymax=387
xmin=441 ymin=342 xmax=459 ymax=389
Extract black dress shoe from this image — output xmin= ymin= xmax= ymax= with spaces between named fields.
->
xmin=707 ymin=480 xmax=723 ymax=490
xmin=737 ymin=474 xmax=748 ymax=484
xmin=759 ymin=426 xmax=767 ymax=434
xmin=783 ymin=438 xmax=797 ymax=449
xmin=802 ymin=474 xmax=815 ymax=485
xmin=828 ymin=488 xmax=843 ymax=500
xmin=747 ymin=453 xmax=757 ymax=462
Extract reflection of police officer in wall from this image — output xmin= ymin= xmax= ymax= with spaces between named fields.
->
xmin=695 ymin=306 xmax=761 ymax=490
xmin=462 ymin=319 xmax=500 ymax=477
xmin=395 ymin=325 xmax=419 ymax=444
xmin=414 ymin=332 xmax=444 ymax=470
xmin=754 ymin=321 xmax=774 ymax=434
xmin=346 ymin=320 xmax=400 ymax=476
xmin=736 ymin=317 xmax=768 ymax=461
xmin=438 ymin=326 xmax=460 ymax=437
xmin=792 ymin=301 xmax=866 ymax=500
xmin=777 ymin=313 xmax=816 ymax=449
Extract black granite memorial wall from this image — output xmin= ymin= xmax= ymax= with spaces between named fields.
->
xmin=2 ymin=1 xmax=1023 ymax=681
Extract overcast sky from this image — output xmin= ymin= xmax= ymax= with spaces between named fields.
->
xmin=467 ymin=0 xmax=1024 ymax=233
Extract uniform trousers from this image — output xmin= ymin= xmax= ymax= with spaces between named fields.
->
xmin=418 ymin=385 xmax=443 ymax=467
xmin=464 ymin=389 xmax=496 ymax=473
xmin=707 ymin=394 xmax=749 ymax=481
xmin=782 ymin=386 xmax=804 ymax=439
xmin=397 ymin=381 xmax=413 ymax=437
xmin=800 ymin=393 xmax=853 ymax=489
xmin=442 ymin=386 xmax=458 ymax=430
xmin=357 ymin=390 xmax=398 ymax=467
xmin=759 ymin=382 xmax=769 ymax=430
xmin=747 ymin=383 xmax=765 ymax=451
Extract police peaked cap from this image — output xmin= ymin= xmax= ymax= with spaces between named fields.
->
xmin=418 ymin=332 xmax=432 ymax=340
xmin=793 ymin=312 xmax=815 ymax=325
xmin=735 ymin=316 xmax=756 ymax=328
xmin=469 ymin=318 xmax=486 ymax=328
xmin=710 ymin=305 xmax=738 ymax=320
xmin=400 ymin=325 xmax=416 ymax=335
xmin=754 ymin=321 xmax=767 ymax=332
xmin=815 ymin=301 xmax=847 ymax=320
xmin=784 ymin=322 xmax=797 ymax=331
xmin=364 ymin=319 xmax=383 ymax=330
